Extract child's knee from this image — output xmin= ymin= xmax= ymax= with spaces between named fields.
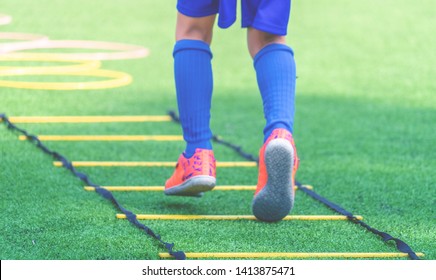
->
xmin=247 ymin=28 xmax=286 ymax=58
xmin=176 ymin=13 xmax=215 ymax=44
xmin=177 ymin=26 xmax=212 ymax=43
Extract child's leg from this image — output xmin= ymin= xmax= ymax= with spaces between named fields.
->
xmin=248 ymin=28 xmax=296 ymax=141
xmin=165 ymin=13 xmax=217 ymax=196
xmin=174 ymin=13 xmax=216 ymax=158
xmin=248 ymin=28 xmax=299 ymax=222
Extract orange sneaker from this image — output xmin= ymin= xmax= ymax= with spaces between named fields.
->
xmin=165 ymin=148 xmax=216 ymax=197
xmin=252 ymin=129 xmax=299 ymax=222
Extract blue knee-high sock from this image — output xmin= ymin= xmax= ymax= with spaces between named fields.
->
xmin=173 ymin=39 xmax=213 ymax=158
xmin=254 ymin=44 xmax=296 ymax=142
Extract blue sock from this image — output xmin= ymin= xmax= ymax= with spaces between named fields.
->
xmin=254 ymin=44 xmax=296 ymax=142
xmin=173 ymin=39 xmax=213 ymax=158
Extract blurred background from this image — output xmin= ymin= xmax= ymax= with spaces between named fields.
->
xmin=0 ymin=0 xmax=434 ymax=260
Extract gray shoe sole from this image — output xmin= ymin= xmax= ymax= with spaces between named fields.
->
xmin=164 ymin=175 xmax=216 ymax=197
xmin=252 ymin=138 xmax=295 ymax=222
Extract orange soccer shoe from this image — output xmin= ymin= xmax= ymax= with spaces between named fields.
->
xmin=252 ymin=128 xmax=299 ymax=222
xmin=165 ymin=148 xmax=216 ymax=197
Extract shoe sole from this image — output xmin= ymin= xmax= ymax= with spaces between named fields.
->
xmin=164 ymin=175 xmax=216 ymax=197
xmin=252 ymin=138 xmax=295 ymax=222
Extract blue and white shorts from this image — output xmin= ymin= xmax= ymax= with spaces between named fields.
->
xmin=177 ymin=0 xmax=292 ymax=36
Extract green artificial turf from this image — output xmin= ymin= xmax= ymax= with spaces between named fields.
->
xmin=1 ymin=0 xmax=435 ymax=260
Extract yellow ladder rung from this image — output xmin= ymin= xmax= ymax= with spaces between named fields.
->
xmin=5 ymin=115 xmax=171 ymax=123
xmin=116 ymin=214 xmax=363 ymax=221
xmin=54 ymin=161 xmax=257 ymax=167
xmin=19 ymin=135 xmax=183 ymax=141
xmin=159 ymin=252 xmax=424 ymax=259
xmin=84 ymin=185 xmax=314 ymax=192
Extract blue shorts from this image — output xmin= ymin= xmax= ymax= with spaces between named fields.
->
xmin=177 ymin=0 xmax=291 ymax=36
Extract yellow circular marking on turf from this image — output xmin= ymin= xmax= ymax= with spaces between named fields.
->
xmin=0 ymin=14 xmax=12 ymax=26
xmin=159 ymin=252 xmax=424 ymax=259
xmin=0 ymin=69 xmax=132 ymax=90
xmin=116 ymin=214 xmax=363 ymax=221
xmin=53 ymin=161 xmax=257 ymax=167
xmin=0 ymin=32 xmax=49 ymax=53
xmin=9 ymin=39 xmax=150 ymax=60
xmin=6 ymin=115 xmax=171 ymax=123
xmin=84 ymin=185 xmax=313 ymax=192
xmin=0 ymin=53 xmax=101 ymax=74
xmin=19 ymin=135 xmax=183 ymax=141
